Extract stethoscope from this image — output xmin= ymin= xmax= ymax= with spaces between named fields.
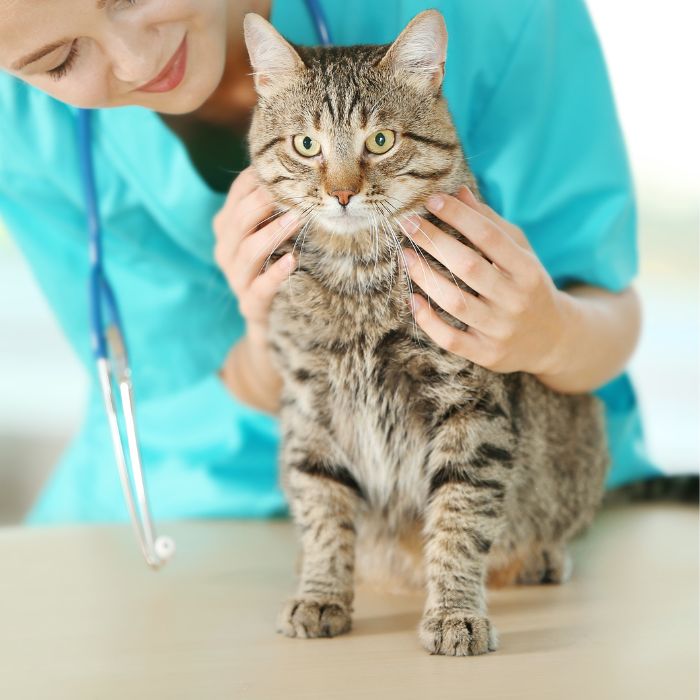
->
xmin=75 ymin=0 xmax=332 ymax=569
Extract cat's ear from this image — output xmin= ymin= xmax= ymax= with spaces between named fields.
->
xmin=379 ymin=9 xmax=447 ymax=93
xmin=243 ymin=13 xmax=305 ymax=97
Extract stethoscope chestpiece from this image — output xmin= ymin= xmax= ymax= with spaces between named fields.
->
xmin=153 ymin=535 xmax=176 ymax=565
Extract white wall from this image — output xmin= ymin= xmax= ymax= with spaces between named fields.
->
xmin=587 ymin=0 xmax=699 ymax=474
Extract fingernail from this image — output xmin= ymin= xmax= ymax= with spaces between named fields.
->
xmin=401 ymin=215 xmax=420 ymax=234
xmin=402 ymin=248 xmax=416 ymax=265
xmin=282 ymin=253 xmax=295 ymax=270
xmin=426 ymin=194 xmax=444 ymax=211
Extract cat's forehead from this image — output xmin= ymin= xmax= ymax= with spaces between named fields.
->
xmin=275 ymin=44 xmax=405 ymax=129
xmin=297 ymin=44 xmax=389 ymax=84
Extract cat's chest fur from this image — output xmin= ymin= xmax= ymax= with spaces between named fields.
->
xmin=268 ymin=257 xmax=482 ymax=514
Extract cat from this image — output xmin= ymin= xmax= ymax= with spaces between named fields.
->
xmin=242 ymin=9 xmax=608 ymax=656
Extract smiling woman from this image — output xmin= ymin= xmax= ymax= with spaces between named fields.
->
xmin=0 ymin=0 xmax=252 ymax=112
xmin=0 ymin=0 xmax=663 ymax=528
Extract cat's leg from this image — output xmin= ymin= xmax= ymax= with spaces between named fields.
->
xmin=419 ymin=430 xmax=513 ymax=656
xmin=277 ymin=442 xmax=363 ymax=639
xmin=516 ymin=543 xmax=573 ymax=585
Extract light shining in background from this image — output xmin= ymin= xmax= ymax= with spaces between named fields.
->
xmin=0 ymin=2 xmax=697 ymax=523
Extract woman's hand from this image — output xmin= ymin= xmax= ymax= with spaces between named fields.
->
xmin=213 ymin=165 xmax=301 ymax=345
xmin=213 ymin=166 xmax=301 ymax=413
xmin=401 ymin=185 xmax=567 ymax=377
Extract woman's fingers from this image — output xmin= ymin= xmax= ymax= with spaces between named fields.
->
xmin=454 ymin=186 xmax=532 ymax=251
xmin=214 ymin=186 xmax=278 ymax=264
xmin=424 ymin=193 xmax=530 ymax=277
xmin=409 ymin=293 xmax=488 ymax=363
xmin=240 ymin=253 xmax=298 ymax=323
xmin=400 ymin=216 xmax=511 ymax=303
xmin=213 ymin=166 xmax=259 ymax=239
xmin=402 ymin=248 xmax=497 ymax=334
xmin=231 ymin=209 xmax=302 ymax=289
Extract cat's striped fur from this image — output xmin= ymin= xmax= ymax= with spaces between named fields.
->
xmin=243 ymin=10 xmax=608 ymax=656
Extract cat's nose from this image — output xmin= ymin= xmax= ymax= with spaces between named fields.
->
xmin=330 ymin=190 xmax=356 ymax=207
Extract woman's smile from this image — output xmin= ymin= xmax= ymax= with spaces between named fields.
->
xmin=137 ymin=35 xmax=188 ymax=94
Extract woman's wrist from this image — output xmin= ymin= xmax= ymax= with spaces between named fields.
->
xmin=534 ymin=285 xmax=641 ymax=394
xmin=219 ymin=327 xmax=282 ymax=415
xmin=532 ymin=289 xmax=581 ymax=386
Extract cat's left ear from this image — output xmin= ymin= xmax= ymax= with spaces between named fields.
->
xmin=379 ymin=9 xmax=448 ymax=93
xmin=243 ymin=13 xmax=305 ymax=97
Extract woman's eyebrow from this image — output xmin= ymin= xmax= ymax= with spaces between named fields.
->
xmin=11 ymin=40 xmax=70 ymax=71
xmin=11 ymin=2 xmax=111 ymax=71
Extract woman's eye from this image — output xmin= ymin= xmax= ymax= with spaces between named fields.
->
xmin=365 ymin=129 xmax=395 ymax=155
xmin=47 ymin=43 xmax=79 ymax=81
xmin=293 ymin=134 xmax=322 ymax=157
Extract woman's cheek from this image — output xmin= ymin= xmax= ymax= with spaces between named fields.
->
xmin=30 ymin=69 xmax=114 ymax=109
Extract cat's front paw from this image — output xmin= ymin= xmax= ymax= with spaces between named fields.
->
xmin=419 ymin=609 xmax=498 ymax=656
xmin=277 ymin=597 xmax=352 ymax=639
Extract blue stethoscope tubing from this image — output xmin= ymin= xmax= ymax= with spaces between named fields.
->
xmin=77 ymin=108 xmax=175 ymax=569
xmin=304 ymin=0 xmax=332 ymax=47
xmin=76 ymin=0 xmax=331 ymax=568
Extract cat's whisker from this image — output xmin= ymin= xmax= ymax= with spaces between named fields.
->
xmin=368 ymin=210 xmax=394 ymax=296
xmin=378 ymin=209 xmax=424 ymax=344
xmin=257 ymin=204 xmax=316 ymax=276
xmin=393 ymin=215 xmax=447 ymax=317
xmin=285 ymin=205 xmax=319 ymax=287
xmin=234 ymin=202 xmax=295 ymax=247
xmin=292 ymin=208 xmax=317 ymax=270
xmin=400 ymin=206 xmax=473 ymax=314
xmin=367 ymin=210 xmax=381 ymax=280
xmin=376 ymin=214 xmax=399 ymax=311
xmin=294 ymin=210 xmax=321 ymax=288
xmin=247 ymin=208 xmax=300 ymax=271
xmin=251 ymin=207 xmax=292 ymax=233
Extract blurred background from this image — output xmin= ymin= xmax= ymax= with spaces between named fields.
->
xmin=0 ymin=1 xmax=698 ymax=525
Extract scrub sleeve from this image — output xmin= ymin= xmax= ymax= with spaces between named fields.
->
xmin=0 ymin=0 xmax=660 ymax=525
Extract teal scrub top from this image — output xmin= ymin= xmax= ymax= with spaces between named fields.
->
xmin=0 ymin=0 xmax=661 ymax=525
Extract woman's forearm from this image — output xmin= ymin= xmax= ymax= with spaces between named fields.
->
xmin=219 ymin=284 xmax=640 ymax=412
xmin=218 ymin=327 xmax=282 ymax=414
xmin=536 ymin=284 xmax=642 ymax=394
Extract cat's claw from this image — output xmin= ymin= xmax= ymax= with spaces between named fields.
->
xmin=277 ymin=597 xmax=352 ymax=639
xmin=419 ymin=609 xmax=498 ymax=656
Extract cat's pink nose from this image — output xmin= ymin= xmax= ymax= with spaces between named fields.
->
xmin=330 ymin=190 xmax=356 ymax=207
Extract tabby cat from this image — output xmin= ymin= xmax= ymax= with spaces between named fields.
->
xmin=243 ymin=10 xmax=608 ymax=656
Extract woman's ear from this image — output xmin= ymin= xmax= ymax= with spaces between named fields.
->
xmin=378 ymin=9 xmax=448 ymax=93
xmin=243 ymin=13 xmax=305 ymax=97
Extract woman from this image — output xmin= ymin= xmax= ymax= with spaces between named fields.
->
xmin=0 ymin=0 xmax=660 ymax=524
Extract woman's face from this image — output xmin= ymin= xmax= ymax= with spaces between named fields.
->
xmin=0 ymin=0 xmax=230 ymax=113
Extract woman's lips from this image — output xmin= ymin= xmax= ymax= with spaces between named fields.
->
xmin=137 ymin=36 xmax=188 ymax=93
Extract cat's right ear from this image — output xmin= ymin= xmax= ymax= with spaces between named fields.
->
xmin=243 ymin=14 xmax=305 ymax=97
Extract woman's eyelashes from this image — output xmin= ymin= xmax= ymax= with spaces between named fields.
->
xmin=47 ymin=43 xmax=79 ymax=81
xmin=45 ymin=1 xmax=138 ymax=80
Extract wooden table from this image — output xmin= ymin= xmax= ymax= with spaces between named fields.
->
xmin=0 ymin=504 xmax=697 ymax=699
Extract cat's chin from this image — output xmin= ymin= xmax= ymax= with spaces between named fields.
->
xmin=316 ymin=212 xmax=373 ymax=237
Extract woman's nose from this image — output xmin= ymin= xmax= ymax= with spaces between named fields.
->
xmin=109 ymin=46 xmax=158 ymax=85
xmin=101 ymin=25 xmax=160 ymax=85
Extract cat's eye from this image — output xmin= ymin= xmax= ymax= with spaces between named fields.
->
xmin=365 ymin=130 xmax=395 ymax=155
xmin=293 ymin=134 xmax=322 ymax=157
